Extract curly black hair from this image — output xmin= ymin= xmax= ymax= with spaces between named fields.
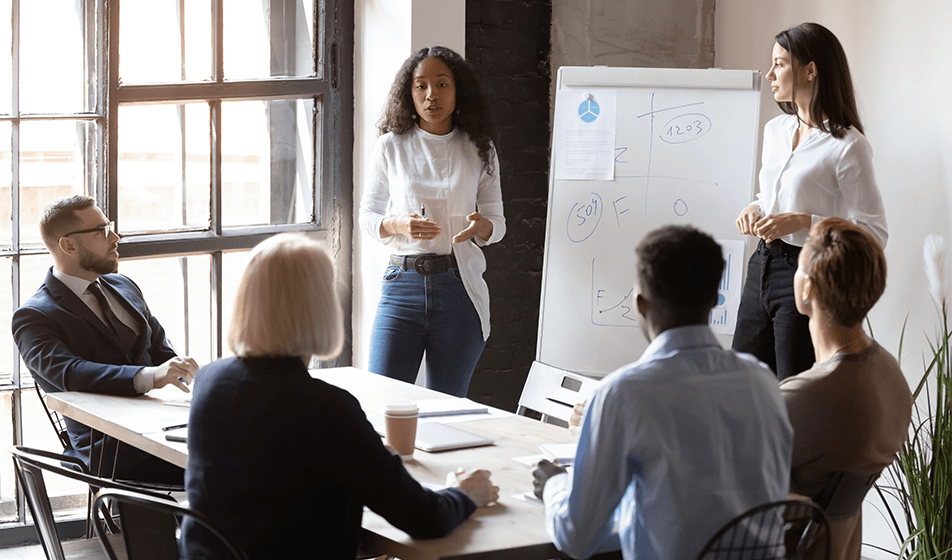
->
xmin=378 ymin=46 xmax=496 ymax=175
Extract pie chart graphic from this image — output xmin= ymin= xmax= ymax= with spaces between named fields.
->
xmin=578 ymin=99 xmax=600 ymax=123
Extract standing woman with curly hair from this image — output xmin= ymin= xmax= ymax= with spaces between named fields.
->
xmin=359 ymin=46 xmax=505 ymax=397
xmin=732 ymin=23 xmax=887 ymax=381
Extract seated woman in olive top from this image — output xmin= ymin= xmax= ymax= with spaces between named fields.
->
xmin=781 ymin=218 xmax=911 ymax=560
xmin=181 ymin=233 xmax=499 ymax=560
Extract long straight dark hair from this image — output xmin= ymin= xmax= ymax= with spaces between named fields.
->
xmin=775 ymin=22 xmax=863 ymax=138
xmin=378 ymin=46 xmax=496 ymax=175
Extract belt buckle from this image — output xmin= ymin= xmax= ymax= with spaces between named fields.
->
xmin=413 ymin=255 xmax=435 ymax=275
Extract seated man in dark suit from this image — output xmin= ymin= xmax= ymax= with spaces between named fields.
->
xmin=12 ymin=195 xmax=197 ymax=483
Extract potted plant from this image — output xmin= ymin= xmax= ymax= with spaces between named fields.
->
xmin=875 ymin=234 xmax=952 ymax=559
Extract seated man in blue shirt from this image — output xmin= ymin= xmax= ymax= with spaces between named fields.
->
xmin=532 ymin=225 xmax=794 ymax=560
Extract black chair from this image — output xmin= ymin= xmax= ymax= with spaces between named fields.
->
xmin=34 ymin=384 xmax=184 ymax=496
xmin=93 ymin=488 xmax=249 ymax=560
xmin=11 ymin=446 xmax=175 ymax=560
xmin=35 ymin=384 xmax=73 ymax=452
xmin=696 ymin=500 xmax=831 ymax=560
xmin=813 ymin=470 xmax=880 ymax=521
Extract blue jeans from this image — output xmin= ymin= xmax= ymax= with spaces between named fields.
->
xmin=732 ymin=239 xmax=815 ymax=381
xmin=368 ymin=265 xmax=486 ymax=397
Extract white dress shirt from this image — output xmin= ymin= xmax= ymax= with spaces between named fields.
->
xmin=359 ymin=125 xmax=506 ymax=339
xmin=542 ymin=325 xmax=793 ymax=560
xmin=754 ymin=114 xmax=887 ymax=247
xmin=51 ymin=268 xmax=155 ymax=393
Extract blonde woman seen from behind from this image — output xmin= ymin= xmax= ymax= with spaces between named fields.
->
xmin=181 ymin=233 xmax=498 ymax=560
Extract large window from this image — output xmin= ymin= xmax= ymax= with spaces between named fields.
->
xmin=0 ymin=0 xmax=352 ymax=533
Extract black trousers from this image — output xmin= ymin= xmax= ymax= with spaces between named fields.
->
xmin=731 ymin=239 xmax=815 ymax=381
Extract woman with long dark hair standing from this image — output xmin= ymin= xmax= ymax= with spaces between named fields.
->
xmin=359 ymin=46 xmax=505 ymax=397
xmin=733 ymin=22 xmax=887 ymax=380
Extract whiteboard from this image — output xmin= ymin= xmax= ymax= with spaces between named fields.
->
xmin=535 ymin=66 xmax=762 ymax=378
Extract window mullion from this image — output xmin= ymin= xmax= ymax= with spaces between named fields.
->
xmin=105 ymin=0 xmax=120 ymax=221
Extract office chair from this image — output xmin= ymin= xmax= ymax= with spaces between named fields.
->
xmin=34 ymin=383 xmax=184 ymax=498
xmin=516 ymin=363 xmax=598 ymax=425
xmin=813 ymin=470 xmax=881 ymax=521
xmin=696 ymin=499 xmax=831 ymax=560
xmin=93 ymin=488 xmax=249 ymax=560
xmin=35 ymin=384 xmax=73 ymax=451
xmin=11 ymin=446 xmax=175 ymax=560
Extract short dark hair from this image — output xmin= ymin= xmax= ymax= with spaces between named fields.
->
xmin=39 ymin=195 xmax=96 ymax=250
xmin=803 ymin=218 xmax=886 ymax=327
xmin=635 ymin=225 xmax=724 ymax=315
xmin=378 ymin=46 xmax=496 ymax=175
xmin=775 ymin=22 xmax=863 ymax=138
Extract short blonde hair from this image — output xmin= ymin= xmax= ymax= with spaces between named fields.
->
xmin=228 ymin=233 xmax=344 ymax=360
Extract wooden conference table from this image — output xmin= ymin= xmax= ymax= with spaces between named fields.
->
xmin=46 ymin=367 xmax=577 ymax=560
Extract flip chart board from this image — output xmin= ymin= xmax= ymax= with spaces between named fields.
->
xmin=534 ymin=66 xmax=762 ymax=378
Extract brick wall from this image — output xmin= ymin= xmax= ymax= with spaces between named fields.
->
xmin=465 ymin=0 xmax=552 ymax=411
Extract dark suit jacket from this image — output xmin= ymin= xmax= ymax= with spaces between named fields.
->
xmin=12 ymin=268 xmax=177 ymax=475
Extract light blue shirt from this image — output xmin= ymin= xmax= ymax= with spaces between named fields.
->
xmin=542 ymin=325 xmax=793 ymax=560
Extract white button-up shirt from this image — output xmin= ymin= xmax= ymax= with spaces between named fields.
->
xmin=754 ymin=114 xmax=887 ymax=247
xmin=359 ymin=126 xmax=506 ymax=339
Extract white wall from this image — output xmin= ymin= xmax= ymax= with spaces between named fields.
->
xmin=353 ymin=0 xmax=466 ymax=371
xmin=716 ymin=2 xmax=952 ymax=557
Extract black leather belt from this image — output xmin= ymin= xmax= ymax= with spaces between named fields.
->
xmin=760 ymin=239 xmax=802 ymax=258
xmin=390 ymin=253 xmax=457 ymax=276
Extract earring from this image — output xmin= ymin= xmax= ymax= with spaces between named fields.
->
xmin=411 ymin=114 xmax=418 ymax=120
xmin=455 ymin=109 xmax=461 ymax=115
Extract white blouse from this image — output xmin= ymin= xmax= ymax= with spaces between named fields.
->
xmin=359 ymin=125 xmax=506 ymax=340
xmin=754 ymin=114 xmax=887 ymax=248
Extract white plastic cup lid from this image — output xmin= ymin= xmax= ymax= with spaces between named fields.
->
xmin=383 ymin=400 xmax=418 ymax=416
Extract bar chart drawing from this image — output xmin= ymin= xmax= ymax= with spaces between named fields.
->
xmin=707 ymin=242 xmax=744 ymax=335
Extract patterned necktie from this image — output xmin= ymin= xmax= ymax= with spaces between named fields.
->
xmin=87 ymin=280 xmax=139 ymax=357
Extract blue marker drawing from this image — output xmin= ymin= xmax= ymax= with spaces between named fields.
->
xmin=591 ymin=259 xmax=638 ymax=327
xmin=660 ymin=113 xmax=712 ymax=144
xmin=614 ymin=146 xmax=629 ymax=163
xmin=613 ymin=196 xmax=630 ymax=227
xmin=567 ymin=193 xmax=603 ymax=243
xmin=673 ymin=198 xmax=688 ymax=216
xmin=635 ymin=98 xmax=711 ymax=221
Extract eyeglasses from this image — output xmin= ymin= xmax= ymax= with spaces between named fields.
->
xmin=62 ymin=221 xmax=115 ymax=239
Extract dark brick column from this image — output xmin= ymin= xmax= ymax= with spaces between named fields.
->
xmin=465 ymin=0 xmax=552 ymax=411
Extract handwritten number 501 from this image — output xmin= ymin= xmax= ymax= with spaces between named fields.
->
xmin=576 ymin=197 xmax=599 ymax=226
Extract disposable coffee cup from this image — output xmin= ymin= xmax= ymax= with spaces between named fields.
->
xmin=383 ymin=400 xmax=419 ymax=460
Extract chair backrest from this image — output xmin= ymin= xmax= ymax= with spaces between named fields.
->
xmin=11 ymin=447 xmax=75 ymax=560
xmin=35 ymin=384 xmax=72 ymax=451
xmin=696 ymin=499 xmax=831 ymax=560
xmin=93 ymin=489 xmax=250 ymax=560
xmin=517 ymin=362 xmax=599 ymax=425
xmin=813 ymin=470 xmax=880 ymax=521
xmin=11 ymin=446 xmax=175 ymax=559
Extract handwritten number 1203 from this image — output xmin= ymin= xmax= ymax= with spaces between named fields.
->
xmin=660 ymin=113 xmax=712 ymax=145
xmin=666 ymin=120 xmax=703 ymax=138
